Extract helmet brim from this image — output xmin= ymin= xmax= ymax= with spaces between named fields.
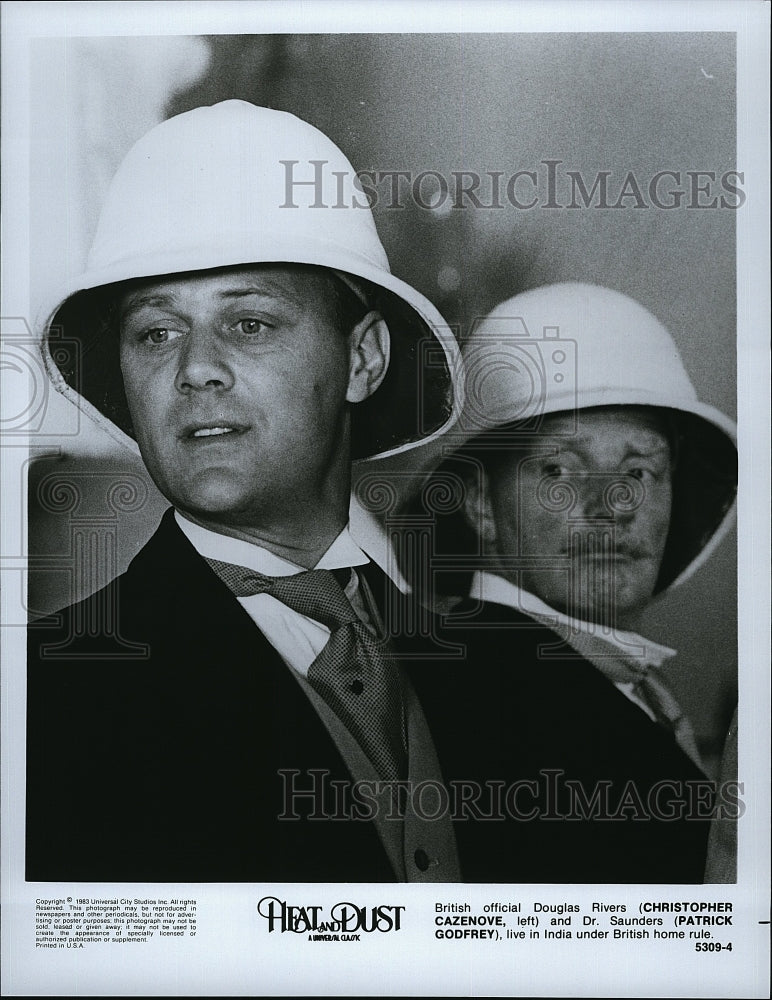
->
xmin=40 ymin=246 xmax=462 ymax=463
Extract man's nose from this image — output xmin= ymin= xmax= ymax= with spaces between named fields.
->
xmin=573 ymin=474 xmax=636 ymax=521
xmin=174 ymin=330 xmax=235 ymax=393
xmin=573 ymin=477 xmax=608 ymax=521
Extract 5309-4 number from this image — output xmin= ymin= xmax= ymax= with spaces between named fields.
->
xmin=695 ymin=942 xmax=733 ymax=952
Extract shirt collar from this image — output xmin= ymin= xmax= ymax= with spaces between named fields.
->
xmin=174 ymin=511 xmax=369 ymax=577
xmin=174 ymin=497 xmax=409 ymax=592
xmin=469 ymin=570 xmax=675 ymax=668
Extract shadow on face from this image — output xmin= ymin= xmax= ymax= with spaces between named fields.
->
xmin=471 ymin=406 xmax=674 ymax=630
xmin=115 ymin=264 xmax=387 ymax=538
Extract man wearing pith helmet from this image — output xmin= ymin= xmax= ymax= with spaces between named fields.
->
xmin=26 ymin=101 xmax=465 ymax=882
xmin=414 ymin=282 xmax=737 ymax=882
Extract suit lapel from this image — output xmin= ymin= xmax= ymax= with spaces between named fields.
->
xmin=122 ymin=508 xmax=358 ymax=759
xmin=115 ymin=511 xmax=395 ymax=880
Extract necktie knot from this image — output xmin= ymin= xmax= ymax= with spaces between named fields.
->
xmin=206 ymin=560 xmax=358 ymax=631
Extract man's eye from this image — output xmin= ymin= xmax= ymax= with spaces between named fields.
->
xmin=543 ymin=464 xmax=567 ymax=478
xmin=235 ymin=318 xmax=268 ymax=336
xmin=140 ymin=327 xmax=182 ymax=345
xmin=626 ymin=467 xmax=655 ymax=482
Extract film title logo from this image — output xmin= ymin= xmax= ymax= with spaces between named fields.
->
xmin=256 ymin=896 xmax=404 ymax=939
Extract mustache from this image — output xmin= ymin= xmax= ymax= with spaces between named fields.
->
xmin=562 ymin=537 xmax=653 ymax=560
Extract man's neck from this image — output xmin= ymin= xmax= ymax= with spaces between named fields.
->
xmin=177 ymin=508 xmax=349 ymax=569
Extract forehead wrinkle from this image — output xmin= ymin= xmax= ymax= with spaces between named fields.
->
xmin=120 ymin=292 xmax=177 ymax=320
xmin=536 ymin=410 xmax=671 ymax=458
xmin=215 ymin=285 xmax=303 ymax=307
xmin=122 ymin=269 xmax=319 ymax=310
xmin=533 ymin=431 xmax=670 ymax=463
xmin=212 ymin=267 xmax=337 ymax=313
xmin=119 ymin=282 xmax=306 ymax=325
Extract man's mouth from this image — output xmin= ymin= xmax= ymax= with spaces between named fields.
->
xmin=584 ymin=549 xmax=651 ymax=566
xmin=182 ymin=423 xmax=249 ymax=439
xmin=566 ymin=540 xmax=649 ymax=561
xmin=193 ymin=427 xmax=236 ymax=437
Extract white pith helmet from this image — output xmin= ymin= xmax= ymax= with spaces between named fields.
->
xmin=445 ymin=281 xmax=737 ymax=594
xmin=38 ymin=100 xmax=462 ymax=462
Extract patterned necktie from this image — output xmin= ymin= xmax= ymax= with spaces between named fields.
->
xmin=205 ymin=558 xmax=408 ymax=781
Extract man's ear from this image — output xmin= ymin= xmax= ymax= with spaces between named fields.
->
xmin=346 ymin=311 xmax=390 ymax=403
xmin=461 ymin=467 xmax=498 ymax=550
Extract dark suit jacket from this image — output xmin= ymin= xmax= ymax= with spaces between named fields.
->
xmin=411 ymin=599 xmax=713 ymax=883
xmin=27 ymin=511 xmax=712 ymax=883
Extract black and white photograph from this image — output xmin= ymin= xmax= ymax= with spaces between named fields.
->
xmin=2 ymin=1 xmax=769 ymax=996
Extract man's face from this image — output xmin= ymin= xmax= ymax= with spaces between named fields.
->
xmin=484 ymin=407 xmax=673 ymax=629
xmin=119 ymin=265 xmax=372 ymax=531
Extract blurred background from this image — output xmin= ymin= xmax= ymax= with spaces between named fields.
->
xmin=26 ymin=32 xmax=737 ymax=766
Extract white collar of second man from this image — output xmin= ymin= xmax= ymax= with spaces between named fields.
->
xmin=469 ymin=570 xmax=675 ymax=669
